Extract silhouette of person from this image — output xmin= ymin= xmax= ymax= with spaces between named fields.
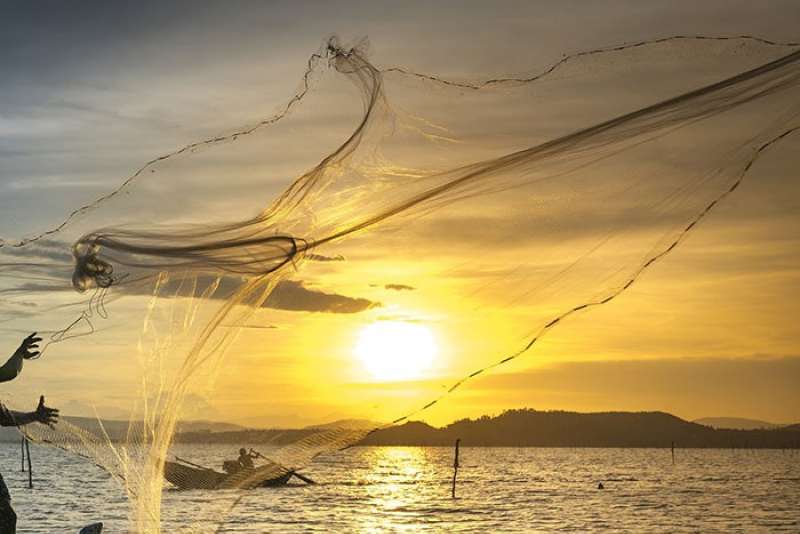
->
xmin=0 ymin=333 xmax=59 ymax=534
xmin=238 ymin=448 xmax=256 ymax=470
xmin=598 ymin=482 xmax=605 ymax=490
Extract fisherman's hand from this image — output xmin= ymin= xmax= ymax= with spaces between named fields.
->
xmin=15 ymin=333 xmax=42 ymax=360
xmin=34 ymin=395 xmax=59 ymax=427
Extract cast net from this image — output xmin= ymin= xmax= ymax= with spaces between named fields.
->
xmin=0 ymin=34 xmax=799 ymax=531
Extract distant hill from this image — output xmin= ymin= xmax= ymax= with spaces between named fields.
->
xmin=694 ymin=417 xmax=784 ymax=430
xmin=360 ymin=409 xmax=800 ymax=448
xmin=4 ymin=410 xmax=798 ymax=449
xmin=176 ymin=420 xmax=245 ymax=433
xmin=172 ymin=410 xmax=800 ymax=448
xmin=0 ymin=416 xmax=245 ymax=443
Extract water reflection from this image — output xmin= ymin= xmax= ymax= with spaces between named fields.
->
xmin=3 ymin=444 xmax=799 ymax=532
xmin=359 ymin=447 xmax=434 ymax=532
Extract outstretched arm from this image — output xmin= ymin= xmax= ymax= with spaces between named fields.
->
xmin=0 ymin=396 xmax=59 ymax=427
xmin=0 ymin=333 xmax=41 ymax=383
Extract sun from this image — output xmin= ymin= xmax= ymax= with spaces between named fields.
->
xmin=355 ymin=321 xmax=437 ymax=381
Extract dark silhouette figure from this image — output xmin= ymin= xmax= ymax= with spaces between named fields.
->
xmin=237 ymin=448 xmax=256 ymax=470
xmin=598 ymin=482 xmax=605 ymax=490
xmin=0 ymin=333 xmax=59 ymax=534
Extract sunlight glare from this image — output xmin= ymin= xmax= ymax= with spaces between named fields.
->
xmin=356 ymin=321 xmax=437 ymax=381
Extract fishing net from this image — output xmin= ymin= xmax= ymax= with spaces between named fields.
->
xmin=0 ymin=34 xmax=799 ymax=531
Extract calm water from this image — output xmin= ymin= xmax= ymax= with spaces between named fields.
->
xmin=1 ymin=443 xmax=798 ymax=532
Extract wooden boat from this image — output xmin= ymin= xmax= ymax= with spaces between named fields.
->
xmin=164 ymin=458 xmax=298 ymax=490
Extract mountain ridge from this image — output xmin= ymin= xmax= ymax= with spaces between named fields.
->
xmin=359 ymin=409 xmax=800 ymax=448
xmin=693 ymin=417 xmax=785 ymax=430
xmin=4 ymin=410 xmax=798 ymax=448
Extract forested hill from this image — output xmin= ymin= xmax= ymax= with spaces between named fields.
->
xmin=5 ymin=410 xmax=797 ymax=448
xmin=360 ymin=409 xmax=800 ymax=448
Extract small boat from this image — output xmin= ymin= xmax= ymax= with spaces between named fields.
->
xmin=163 ymin=457 xmax=304 ymax=490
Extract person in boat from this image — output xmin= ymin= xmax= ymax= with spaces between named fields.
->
xmin=237 ymin=448 xmax=258 ymax=470
xmin=0 ymin=333 xmax=59 ymax=534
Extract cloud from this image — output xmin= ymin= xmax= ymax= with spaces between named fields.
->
xmin=196 ymin=276 xmax=381 ymax=314
xmin=0 ymin=238 xmax=73 ymax=263
xmin=0 ymin=263 xmax=380 ymax=314
xmin=265 ymin=280 xmax=379 ymax=314
xmin=306 ymin=253 xmax=345 ymax=262
xmin=384 ymin=283 xmax=415 ymax=291
xmin=111 ymin=274 xmax=381 ymax=314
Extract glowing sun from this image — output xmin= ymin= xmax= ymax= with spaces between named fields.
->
xmin=355 ymin=321 xmax=437 ymax=381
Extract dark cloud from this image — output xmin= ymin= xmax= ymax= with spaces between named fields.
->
xmin=0 ymin=260 xmax=380 ymax=314
xmin=265 ymin=280 xmax=379 ymax=314
xmin=306 ymin=253 xmax=346 ymax=262
xmin=137 ymin=275 xmax=381 ymax=314
xmin=384 ymin=283 xmax=415 ymax=291
xmin=211 ymin=276 xmax=380 ymax=313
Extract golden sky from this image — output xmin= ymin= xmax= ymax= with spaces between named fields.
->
xmin=1 ymin=1 xmax=799 ymax=427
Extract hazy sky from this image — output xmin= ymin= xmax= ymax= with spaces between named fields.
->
xmin=1 ymin=1 xmax=799 ymax=426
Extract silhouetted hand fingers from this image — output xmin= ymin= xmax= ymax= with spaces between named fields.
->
xmin=35 ymin=397 xmax=58 ymax=426
xmin=23 ymin=333 xmax=40 ymax=344
xmin=18 ymin=334 xmax=43 ymax=358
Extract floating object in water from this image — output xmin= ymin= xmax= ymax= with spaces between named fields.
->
xmin=79 ymin=523 xmax=103 ymax=534
xmin=598 ymin=482 xmax=605 ymax=490
xmin=164 ymin=457 xmax=312 ymax=490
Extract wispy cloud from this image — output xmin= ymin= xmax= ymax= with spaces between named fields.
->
xmin=384 ymin=283 xmax=415 ymax=291
xmin=265 ymin=280 xmax=379 ymax=314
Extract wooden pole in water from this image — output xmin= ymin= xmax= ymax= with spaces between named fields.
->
xmin=20 ymin=436 xmax=25 ymax=472
xmin=24 ymin=438 xmax=32 ymax=488
xmin=671 ymin=441 xmax=675 ymax=465
xmin=451 ymin=438 xmax=460 ymax=499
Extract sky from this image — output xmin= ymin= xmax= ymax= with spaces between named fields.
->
xmin=1 ymin=1 xmax=799 ymax=427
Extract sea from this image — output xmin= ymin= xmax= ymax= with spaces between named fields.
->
xmin=1 ymin=443 xmax=798 ymax=532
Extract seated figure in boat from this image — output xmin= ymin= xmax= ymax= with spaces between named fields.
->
xmin=222 ymin=448 xmax=258 ymax=474
xmin=238 ymin=448 xmax=257 ymax=470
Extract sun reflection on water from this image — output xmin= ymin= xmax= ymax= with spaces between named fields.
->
xmin=359 ymin=447 xmax=438 ymax=532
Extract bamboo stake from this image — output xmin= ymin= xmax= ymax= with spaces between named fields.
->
xmin=451 ymin=438 xmax=460 ymax=499
xmin=25 ymin=438 xmax=32 ymax=488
